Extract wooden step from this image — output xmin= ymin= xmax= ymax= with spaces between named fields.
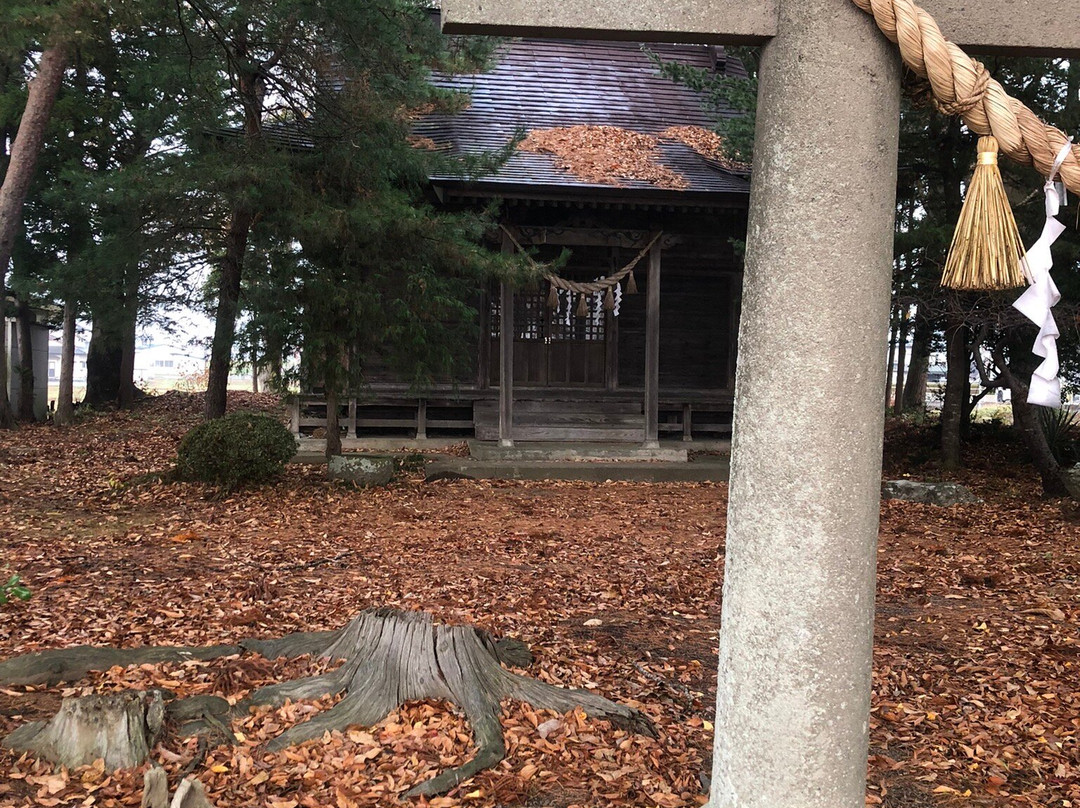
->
xmin=473 ymin=399 xmax=641 ymax=415
xmin=475 ymin=423 xmax=645 ymax=442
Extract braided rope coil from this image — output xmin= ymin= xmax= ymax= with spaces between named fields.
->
xmin=851 ymin=0 xmax=1079 ymax=193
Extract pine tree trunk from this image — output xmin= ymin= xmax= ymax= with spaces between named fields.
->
xmin=892 ymin=308 xmax=910 ymax=416
xmin=941 ymin=317 xmax=969 ymax=470
xmin=85 ymin=315 xmax=124 ymax=408
xmin=55 ymin=299 xmax=77 ymax=425
xmin=205 ymin=51 xmax=264 ymax=421
xmin=999 ymin=359 xmax=1070 ymax=497
xmin=0 ymin=45 xmax=67 ymax=427
xmin=15 ymin=295 xmax=34 ymax=421
xmin=902 ymin=308 xmax=932 ymax=410
xmin=325 ymin=386 xmax=342 ymax=459
xmin=118 ymin=294 xmax=138 ymax=408
xmin=204 ymin=207 xmax=252 ymax=420
xmin=266 ymin=333 xmax=283 ymax=392
xmin=884 ymin=309 xmax=897 ymax=410
xmin=0 ymin=298 xmax=11 ymax=429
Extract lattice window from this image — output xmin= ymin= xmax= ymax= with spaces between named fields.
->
xmin=549 ymin=288 xmax=606 ymax=342
xmin=489 ymin=283 xmax=606 ymax=342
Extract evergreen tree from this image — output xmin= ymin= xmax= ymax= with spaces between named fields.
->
xmin=234 ymin=22 xmax=519 ymax=456
xmin=0 ymin=1 xmax=84 ymax=426
xmin=173 ymin=0 xmax=501 ymax=420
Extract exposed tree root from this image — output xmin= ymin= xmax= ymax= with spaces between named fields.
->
xmin=143 ymin=768 xmax=214 ymax=808
xmin=0 ymin=608 xmax=654 ymax=798
xmin=0 ymin=644 xmax=242 ymax=687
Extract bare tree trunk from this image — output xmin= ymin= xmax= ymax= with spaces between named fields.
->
xmin=941 ymin=316 xmax=969 ymax=470
xmin=118 ymin=293 xmax=138 ymax=408
xmin=884 ymin=308 xmax=897 ymax=410
xmin=251 ymin=352 xmax=259 ymax=394
xmin=995 ymin=347 xmax=1071 ymax=497
xmin=15 ymin=295 xmax=34 ymax=421
xmin=892 ymin=307 xmax=910 ymax=416
xmin=0 ymin=44 xmax=68 ymax=428
xmin=0 ymin=300 xmax=10 ymax=429
xmin=325 ymin=386 xmax=341 ymax=459
xmin=902 ymin=307 xmax=932 ymax=410
xmin=55 ymin=299 xmax=76 ymax=425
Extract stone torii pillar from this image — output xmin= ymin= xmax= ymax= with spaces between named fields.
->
xmin=443 ymin=3 xmax=1080 ymax=807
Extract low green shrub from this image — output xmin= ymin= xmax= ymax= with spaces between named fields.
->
xmin=1038 ymin=405 xmax=1079 ymax=466
xmin=176 ymin=412 xmax=297 ymax=490
xmin=1 ymin=572 xmax=31 ymax=605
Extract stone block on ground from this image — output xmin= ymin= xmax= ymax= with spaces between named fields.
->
xmin=1060 ymin=467 xmax=1080 ymax=498
xmin=327 ymin=455 xmax=395 ymax=487
xmin=882 ymin=479 xmax=979 ymax=506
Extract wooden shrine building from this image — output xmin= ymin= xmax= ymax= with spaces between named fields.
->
xmin=294 ymin=36 xmax=751 ymax=444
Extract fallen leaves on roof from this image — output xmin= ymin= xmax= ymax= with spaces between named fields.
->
xmin=407 ymin=134 xmax=441 ymax=151
xmin=657 ymin=126 xmax=748 ymax=173
xmin=518 ymin=125 xmax=690 ymax=190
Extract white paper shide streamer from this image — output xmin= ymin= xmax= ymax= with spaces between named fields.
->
xmin=1012 ymin=141 xmax=1073 ymax=408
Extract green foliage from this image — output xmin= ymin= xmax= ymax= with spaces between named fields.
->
xmin=176 ymin=412 xmax=297 ymax=490
xmin=0 ymin=572 xmax=31 ymax=605
xmin=1038 ymin=406 xmax=1080 ymax=466
xmin=645 ymin=45 xmax=759 ymax=163
xmin=973 ymin=404 xmax=1013 ymax=427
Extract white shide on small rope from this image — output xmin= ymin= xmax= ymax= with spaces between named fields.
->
xmin=1012 ymin=140 xmax=1073 ymax=408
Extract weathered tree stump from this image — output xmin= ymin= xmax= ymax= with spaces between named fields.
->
xmin=1 ymin=608 xmax=653 ymax=798
xmin=5 ymin=690 xmax=164 ymax=770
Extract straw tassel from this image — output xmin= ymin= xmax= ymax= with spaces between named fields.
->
xmin=941 ymin=136 xmax=1027 ymax=290
xmin=546 ymin=283 xmax=559 ymax=309
xmin=625 ymin=271 xmax=638 ymax=295
xmin=575 ymin=293 xmax=588 ymax=317
xmin=603 ymin=287 xmax=615 ymax=311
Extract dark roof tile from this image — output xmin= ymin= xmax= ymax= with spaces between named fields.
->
xmin=424 ymin=38 xmax=750 ymax=198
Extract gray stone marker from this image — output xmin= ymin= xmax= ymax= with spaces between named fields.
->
xmin=441 ymin=2 xmax=1079 ymax=807
xmin=327 ymin=455 xmax=396 ymax=487
xmin=883 ymin=479 xmax=980 ymax=506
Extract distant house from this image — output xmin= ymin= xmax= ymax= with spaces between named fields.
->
xmin=46 ymin=340 xmax=87 ymax=384
xmin=4 ymin=297 xmax=53 ymax=421
xmin=295 ymin=36 xmax=751 ymax=444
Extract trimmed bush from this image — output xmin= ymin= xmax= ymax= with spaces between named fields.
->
xmin=176 ymin=412 xmax=297 ymax=490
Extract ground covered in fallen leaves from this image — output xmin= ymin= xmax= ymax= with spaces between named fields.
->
xmin=0 ymin=396 xmax=1078 ymax=807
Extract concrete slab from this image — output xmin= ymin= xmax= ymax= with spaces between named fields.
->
xmin=425 ymin=456 xmax=729 ymax=483
xmin=467 ymin=440 xmax=689 ymax=462
xmin=442 ymin=0 xmax=1080 ymax=55
xmin=293 ymin=437 xmax=462 ymax=457
xmin=442 ymin=0 xmax=778 ymax=44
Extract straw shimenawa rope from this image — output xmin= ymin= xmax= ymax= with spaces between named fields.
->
xmin=499 ymin=224 xmax=661 ymax=295
xmin=850 ymin=0 xmax=1080 ymax=193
